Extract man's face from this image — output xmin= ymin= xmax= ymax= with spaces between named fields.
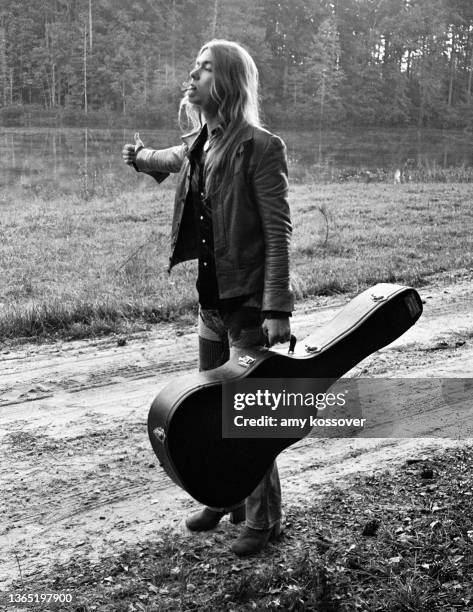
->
xmin=186 ymin=48 xmax=215 ymax=114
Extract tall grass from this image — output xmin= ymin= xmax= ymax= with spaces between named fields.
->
xmin=0 ymin=180 xmax=471 ymax=340
xmin=290 ymin=182 xmax=473 ymax=297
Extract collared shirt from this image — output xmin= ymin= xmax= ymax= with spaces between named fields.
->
xmin=189 ymin=126 xmax=220 ymax=309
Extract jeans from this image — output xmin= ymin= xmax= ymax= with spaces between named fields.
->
xmin=198 ymin=307 xmax=282 ymax=530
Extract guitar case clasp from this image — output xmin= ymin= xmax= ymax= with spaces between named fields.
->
xmin=371 ymin=293 xmax=387 ymax=302
xmin=238 ymin=355 xmax=256 ymax=368
xmin=153 ymin=427 xmax=166 ymax=443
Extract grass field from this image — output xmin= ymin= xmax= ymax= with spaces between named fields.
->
xmin=0 ymin=180 xmax=472 ymax=341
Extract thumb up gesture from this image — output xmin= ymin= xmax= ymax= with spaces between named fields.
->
xmin=134 ymin=132 xmax=144 ymax=150
xmin=122 ymin=132 xmax=144 ymax=165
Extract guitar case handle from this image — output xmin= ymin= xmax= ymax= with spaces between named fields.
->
xmin=265 ymin=334 xmax=297 ymax=354
xmin=288 ymin=334 xmax=297 ymax=354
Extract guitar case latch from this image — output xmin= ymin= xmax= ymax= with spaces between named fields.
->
xmin=371 ymin=293 xmax=386 ymax=302
xmin=238 ymin=355 xmax=256 ymax=368
xmin=153 ymin=427 xmax=166 ymax=443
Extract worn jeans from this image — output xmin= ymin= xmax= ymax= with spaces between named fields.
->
xmin=198 ymin=307 xmax=282 ymax=530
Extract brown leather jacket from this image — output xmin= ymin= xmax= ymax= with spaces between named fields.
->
xmin=134 ymin=125 xmax=294 ymax=313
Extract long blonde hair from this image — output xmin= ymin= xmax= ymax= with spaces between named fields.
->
xmin=180 ymin=40 xmax=262 ymax=197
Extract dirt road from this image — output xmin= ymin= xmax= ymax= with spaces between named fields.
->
xmin=1 ymin=269 xmax=472 ymax=591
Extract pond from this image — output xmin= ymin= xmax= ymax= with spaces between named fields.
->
xmin=0 ymin=126 xmax=472 ymax=191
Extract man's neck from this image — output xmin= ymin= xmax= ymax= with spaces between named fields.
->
xmin=203 ymin=111 xmax=219 ymax=134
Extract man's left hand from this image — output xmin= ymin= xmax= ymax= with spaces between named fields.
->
xmin=262 ymin=317 xmax=291 ymax=347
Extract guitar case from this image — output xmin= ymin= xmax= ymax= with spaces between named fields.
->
xmin=148 ymin=283 xmax=422 ymax=507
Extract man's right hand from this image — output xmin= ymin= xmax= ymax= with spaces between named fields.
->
xmin=121 ymin=143 xmax=136 ymax=165
xmin=122 ymin=133 xmax=145 ymax=166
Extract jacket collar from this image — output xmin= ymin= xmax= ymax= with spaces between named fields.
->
xmin=180 ymin=127 xmax=203 ymax=152
xmin=180 ymin=124 xmax=255 ymax=156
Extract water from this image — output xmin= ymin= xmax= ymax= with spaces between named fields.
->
xmin=282 ymin=127 xmax=473 ymax=168
xmin=1 ymin=126 xmax=472 ymax=190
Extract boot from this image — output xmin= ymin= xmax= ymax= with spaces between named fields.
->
xmin=231 ymin=521 xmax=282 ymax=557
xmin=186 ymin=505 xmax=246 ymax=532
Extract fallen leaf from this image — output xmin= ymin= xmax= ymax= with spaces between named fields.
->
xmin=388 ymin=556 xmax=402 ymax=564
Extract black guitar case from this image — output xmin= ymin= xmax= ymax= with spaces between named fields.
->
xmin=148 ymin=283 xmax=422 ymax=507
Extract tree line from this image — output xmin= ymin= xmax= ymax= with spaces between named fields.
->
xmin=1 ymin=0 xmax=473 ymax=128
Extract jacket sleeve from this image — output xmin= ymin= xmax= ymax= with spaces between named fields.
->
xmin=252 ymin=135 xmax=294 ymax=313
xmin=133 ymin=144 xmax=186 ymax=183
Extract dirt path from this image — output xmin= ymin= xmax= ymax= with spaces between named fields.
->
xmin=1 ymin=270 xmax=472 ymax=592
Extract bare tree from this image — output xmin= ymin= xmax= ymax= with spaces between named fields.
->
xmin=0 ymin=24 xmax=7 ymax=106
xmin=83 ymin=24 xmax=87 ymax=114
